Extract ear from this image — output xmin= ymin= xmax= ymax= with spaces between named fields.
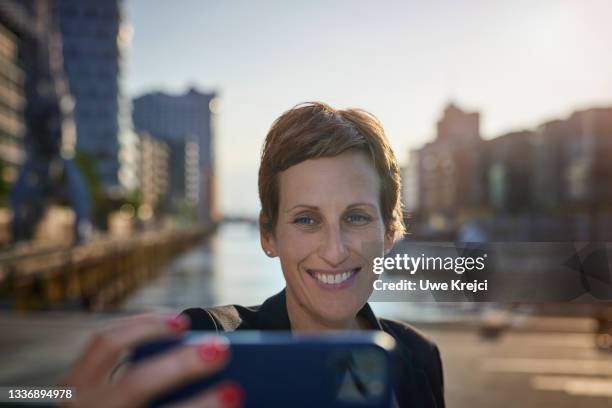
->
xmin=259 ymin=211 xmax=278 ymax=257
xmin=383 ymin=229 xmax=395 ymax=256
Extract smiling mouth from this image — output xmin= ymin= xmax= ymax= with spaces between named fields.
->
xmin=306 ymin=267 xmax=361 ymax=285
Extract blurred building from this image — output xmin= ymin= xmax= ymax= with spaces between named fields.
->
xmin=531 ymin=119 xmax=570 ymax=212
xmin=486 ymin=130 xmax=533 ymax=213
xmin=533 ymin=109 xmax=611 ymax=211
xmin=137 ymin=131 xmax=168 ymax=214
xmin=0 ymin=2 xmax=29 ymax=185
xmin=1 ymin=0 xmax=94 ymax=243
xmin=402 ymin=152 xmax=420 ymax=214
xmin=52 ymin=0 xmax=138 ymax=193
xmin=408 ymin=103 xmax=485 ymax=220
xmin=405 ymin=102 xmax=612 ymax=240
xmin=132 ymin=88 xmax=217 ymax=224
xmin=532 ymin=107 xmax=612 ymax=240
xmin=437 ymin=102 xmax=480 ymax=143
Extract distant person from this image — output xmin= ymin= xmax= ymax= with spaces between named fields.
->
xmin=63 ymin=103 xmax=444 ymax=407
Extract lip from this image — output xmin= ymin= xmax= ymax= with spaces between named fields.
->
xmin=305 ymin=267 xmax=361 ymax=290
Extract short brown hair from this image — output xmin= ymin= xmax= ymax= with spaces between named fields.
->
xmin=258 ymin=102 xmax=405 ymax=239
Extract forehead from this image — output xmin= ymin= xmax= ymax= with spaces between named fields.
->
xmin=277 ymin=150 xmax=380 ymax=209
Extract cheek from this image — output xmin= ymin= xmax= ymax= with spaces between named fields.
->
xmin=346 ymin=225 xmax=387 ymax=278
xmin=345 ymin=223 xmax=386 ymax=252
xmin=276 ymin=228 xmax=320 ymax=264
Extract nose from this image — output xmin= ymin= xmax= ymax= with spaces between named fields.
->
xmin=318 ymin=223 xmax=349 ymax=266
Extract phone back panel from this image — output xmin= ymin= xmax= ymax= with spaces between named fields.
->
xmin=130 ymin=331 xmax=398 ymax=408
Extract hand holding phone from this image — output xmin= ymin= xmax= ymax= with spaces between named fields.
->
xmin=61 ymin=314 xmax=243 ymax=408
xmin=131 ymin=331 xmax=397 ymax=408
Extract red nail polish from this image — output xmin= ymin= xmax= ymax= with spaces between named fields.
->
xmin=198 ymin=339 xmax=229 ymax=363
xmin=217 ymin=383 xmax=244 ymax=407
xmin=166 ymin=315 xmax=190 ymax=332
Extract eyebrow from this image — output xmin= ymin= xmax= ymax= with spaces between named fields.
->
xmin=284 ymin=203 xmax=377 ymax=213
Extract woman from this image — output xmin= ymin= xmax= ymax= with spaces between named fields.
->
xmin=64 ymin=102 xmax=444 ymax=408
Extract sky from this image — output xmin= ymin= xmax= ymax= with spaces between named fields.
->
xmin=125 ymin=0 xmax=612 ymax=215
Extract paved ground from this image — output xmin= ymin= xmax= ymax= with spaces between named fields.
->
xmin=426 ymin=319 xmax=612 ymax=407
xmin=1 ymin=311 xmax=610 ymax=407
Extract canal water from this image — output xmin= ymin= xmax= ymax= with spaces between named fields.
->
xmin=119 ymin=224 xmax=476 ymax=323
xmin=120 ymin=223 xmax=284 ymax=312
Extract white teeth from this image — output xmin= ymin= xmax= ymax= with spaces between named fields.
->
xmin=313 ymin=270 xmax=356 ymax=285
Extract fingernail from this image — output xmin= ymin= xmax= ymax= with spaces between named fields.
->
xmin=166 ymin=315 xmax=190 ymax=332
xmin=198 ymin=339 xmax=229 ymax=363
xmin=217 ymin=382 xmax=244 ymax=407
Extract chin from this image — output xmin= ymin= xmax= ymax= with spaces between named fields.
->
xmin=311 ymin=291 xmax=366 ymax=325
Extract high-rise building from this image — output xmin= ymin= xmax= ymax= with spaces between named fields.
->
xmin=411 ymin=103 xmax=484 ymax=217
xmin=437 ymin=103 xmax=480 ymax=143
xmin=531 ymin=119 xmax=569 ymax=211
xmin=0 ymin=2 xmax=29 ymax=185
xmin=407 ymin=103 xmax=612 ymax=240
xmin=485 ymin=130 xmax=533 ymax=213
xmin=52 ymin=0 xmax=138 ymax=192
xmin=132 ymin=88 xmax=217 ymax=224
xmin=401 ymin=152 xmax=419 ymax=213
xmin=137 ymin=131 xmax=168 ymax=214
xmin=532 ymin=108 xmax=612 ymax=211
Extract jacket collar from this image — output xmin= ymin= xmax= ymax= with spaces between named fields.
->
xmin=257 ymin=288 xmax=383 ymax=331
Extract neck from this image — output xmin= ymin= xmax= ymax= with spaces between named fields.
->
xmin=285 ymin=287 xmax=363 ymax=332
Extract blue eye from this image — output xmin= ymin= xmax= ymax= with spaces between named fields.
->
xmin=293 ymin=216 xmax=316 ymax=225
xmin=346 ymin=213 xmax=372 ymax=224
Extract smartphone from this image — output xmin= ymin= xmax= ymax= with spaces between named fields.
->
xmin=130 ymin=331 xmax=398 ymax=408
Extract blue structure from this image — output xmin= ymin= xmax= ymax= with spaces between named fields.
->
xmin=9 ymin=0 xmax=91 ymax=243
xmin=52 ymin=0 xmax=137 ymax=192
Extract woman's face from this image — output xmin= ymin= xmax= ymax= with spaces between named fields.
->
xmin=261 ymin=150 xmax=393 ymax=325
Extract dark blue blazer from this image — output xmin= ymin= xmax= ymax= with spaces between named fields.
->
xmin=182 ymin=289 xmax=445 ymax=408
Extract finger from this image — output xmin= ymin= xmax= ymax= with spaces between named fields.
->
xmin=66 ymin=313 xmax=190 ymax=387
xmin=117 ymin=337 xmax=230 ymax=407
xmin=167 ymin=382 xmax=244 ymax=408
